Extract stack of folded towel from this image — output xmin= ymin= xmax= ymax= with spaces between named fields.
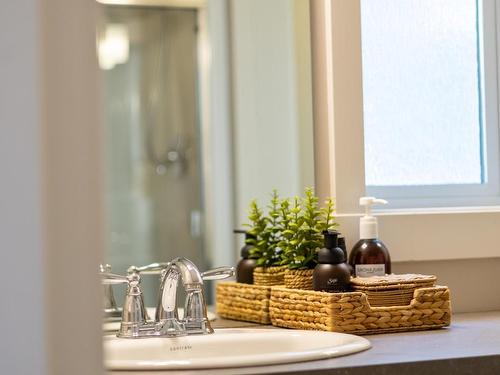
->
xmin=350 ymin=274 xmax=437 ymax=307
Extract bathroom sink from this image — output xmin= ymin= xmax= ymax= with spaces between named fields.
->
xmin=104 ymin=328 xmax=370 ymax=370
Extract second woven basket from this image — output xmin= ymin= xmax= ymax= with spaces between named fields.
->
xmin=269 ymin=285 xmax=451 ymax=335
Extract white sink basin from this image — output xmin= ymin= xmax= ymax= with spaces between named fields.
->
xmin=104 ymin=328 xmax=370 ymax=370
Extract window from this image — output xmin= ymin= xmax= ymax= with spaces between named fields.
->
xmin=310 ymin=0 xmax=500 ymax=261
xmin=360 ymin=0 xmax=500 ymax=208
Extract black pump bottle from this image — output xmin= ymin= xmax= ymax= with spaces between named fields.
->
xmin=234 ymin=229 xmax=257 ymax=284
xmin=313 ymin=231 xmax=351 ymax=292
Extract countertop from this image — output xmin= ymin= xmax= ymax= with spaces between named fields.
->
xmin=108 ymin=311 xmax=500 ymax=375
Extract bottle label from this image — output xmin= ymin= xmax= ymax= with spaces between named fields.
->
xmin=355 ymin=264 xmax=385 ymax=277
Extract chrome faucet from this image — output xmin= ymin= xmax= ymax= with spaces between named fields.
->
xmin=100 ymin=264 xmax=122 ymax=321
xmin=100 ymin=258 xmax=234 ymax=338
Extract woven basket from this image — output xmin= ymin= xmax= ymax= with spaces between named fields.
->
xmin=284 ymin=268 xmax=314 ymax=290
xmin=270 ymin=285 xmax=451 ymax=335
xmin=216 ymin=282 xmax=272 ymax=324
xmin=253 ymin=266 xmax=286 ymax=286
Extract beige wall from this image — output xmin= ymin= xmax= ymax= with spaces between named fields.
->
xmin=1 ymin=0 xmax=104 ymax=373
xmin=42 ymin=1 xmax=104 ymax=373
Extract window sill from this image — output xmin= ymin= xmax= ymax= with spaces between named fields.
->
xmin=336 ymin=208 xmax=500 ymax=261
xmin=338 ymin=205 xmax=500 ymax=217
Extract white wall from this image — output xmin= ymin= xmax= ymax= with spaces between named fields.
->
xmin=230 ymin=0 xmax=315 ymax=229
xmin=394 ymin=258 xmax=500 ymax=313
xmin=202 ymin=0 xmax=236 ymax=269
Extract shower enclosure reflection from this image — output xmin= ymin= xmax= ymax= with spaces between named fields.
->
xmin=98 ymin=0 xmax=314 ymax=305
xmin=99 ymin=6 xmax=206 ymax=305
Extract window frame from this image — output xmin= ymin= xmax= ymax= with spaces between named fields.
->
xmin=310 ymin=0 xmax=500 ymax=262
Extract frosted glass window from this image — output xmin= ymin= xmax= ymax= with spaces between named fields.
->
xmin=361 ymin=0 xmax=483 ymax=186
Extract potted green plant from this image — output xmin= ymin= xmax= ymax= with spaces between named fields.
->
xmin=280 ymin=188 xmax=338 ymax=290
xmin=245 ymin=190 xmax=287 ymax=286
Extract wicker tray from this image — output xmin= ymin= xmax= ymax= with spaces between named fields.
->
xmin=216 ymin=282 xmax=272 ymax=324
xmin=269 ymin=285 xmax=451 ymax=335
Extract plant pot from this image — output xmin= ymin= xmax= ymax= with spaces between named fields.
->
xmin=253 ymin=266 xmax=286 ymax=286
xmin=284 ymin=268 xmax=314 ymax=290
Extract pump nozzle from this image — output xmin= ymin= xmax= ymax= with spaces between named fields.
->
xmin=359 ymin=197 xmax=387 ymax=217
xmin=358 ymin=197 xmax=387 ymax=239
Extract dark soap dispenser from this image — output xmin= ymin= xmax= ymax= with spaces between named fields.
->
xmin=234 ymin=229 xmax=257 ymax=284
xmin=313 ymin=230 xmax=351 ymax=292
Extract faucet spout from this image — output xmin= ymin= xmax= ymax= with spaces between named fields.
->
xmin=156 ymin=257 xmax=213 ymax=335
xmin=171 ymin=257 xmax=205 ymax=288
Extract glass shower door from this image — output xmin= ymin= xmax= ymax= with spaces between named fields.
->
xmin=98 ymin=6 xmax=206 ymax=306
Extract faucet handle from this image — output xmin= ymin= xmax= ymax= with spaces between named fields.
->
xmin=201 ymin=266 xmax=235 ymax=280
xmin=128 ymin=262 xmax=170 ymax=275
xmin=100 ymin=263 xmax=138 ymax=285
xmin=128 ymin=263 xmax=234 ymax=280
xmin=118 ymin=271 xmax=149 ymax=337
xmin=101 ymin=272 xmax=130 ymax=285
xmin=100 ymin=268 xmax=149 ymax=337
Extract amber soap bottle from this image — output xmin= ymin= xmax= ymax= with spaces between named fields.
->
xmin=348 ymin=197 xmax=391 ymax=277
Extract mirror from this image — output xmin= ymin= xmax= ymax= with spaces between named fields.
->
xmin=97 ymin=0 xmax=314 ymax=305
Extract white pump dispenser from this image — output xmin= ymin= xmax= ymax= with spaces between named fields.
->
xmin=359 ymin=197 xmax=387 ymax=239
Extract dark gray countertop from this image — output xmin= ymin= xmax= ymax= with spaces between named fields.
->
xmin=108 ymin=311 xmax=500 ymax=375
